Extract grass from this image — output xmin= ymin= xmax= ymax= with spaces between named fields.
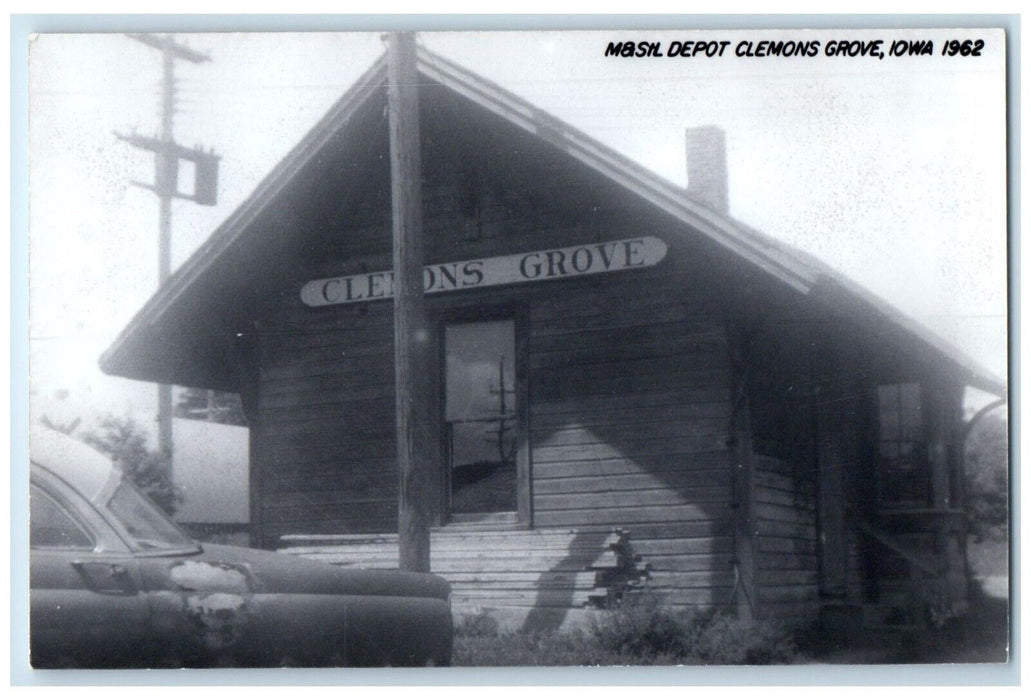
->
xmin=452 ymin=573 xmax=1010 ymax=666
xmin=913 ymin=585 xmax=1010 ymax=663
xmin=454 ymin=629 xmax=646 ymax=666
xmin=452 ymin=598 xmax=803 ymax=666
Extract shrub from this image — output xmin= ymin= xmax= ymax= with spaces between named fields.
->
xmin=456 ymin=610 xmax=501 ymax=638
xmin=82 ymin=415 xmax=181 ymax=516
xmin=690 ymin=612 xmax=799 ymax=664
xmin=591 ymin=593 xmax=800 ymax=665
xmin=965 ymin=412 xmax=1008 ymax=543
xmin=590 ymin=592 xmax=700 ymax=658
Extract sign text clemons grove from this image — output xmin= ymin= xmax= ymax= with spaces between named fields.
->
xmin=301 ymin=236 xmax=668 ymax=307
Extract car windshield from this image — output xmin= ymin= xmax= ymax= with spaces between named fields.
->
xmin=106 ymin=480 xmax=196 ymax=551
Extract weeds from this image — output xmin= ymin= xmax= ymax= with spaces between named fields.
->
xmin=455 ymin=609 xmax=501 ymax=639
xmin=590 ymin=593 xmax=699 ymax=659
xmin=688 ymin=609 xmax=800 ymax=664
xmin=453 ymin=595 xmax=802 ymax=666
xmin=591 ymin=593 xmax=800 ymax=664
xmin=454 ymin=628 xmax=636 ymax=666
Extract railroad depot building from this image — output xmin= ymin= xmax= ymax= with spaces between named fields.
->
xmin=102 ymin=48 xmax=1005 ymax=631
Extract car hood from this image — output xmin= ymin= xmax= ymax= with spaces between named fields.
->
xmin=170 ymin=543 xmax=451 ymax=601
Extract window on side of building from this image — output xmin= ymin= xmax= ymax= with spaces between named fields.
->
xmin=876 ymin=382 xmax=931 ymax=508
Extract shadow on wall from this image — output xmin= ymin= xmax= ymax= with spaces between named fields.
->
xmin=520 ymin=529 xmax=612 ymax=633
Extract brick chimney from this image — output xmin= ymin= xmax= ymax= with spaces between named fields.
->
xmin=685 ymin=126 xmax=728 ymax=214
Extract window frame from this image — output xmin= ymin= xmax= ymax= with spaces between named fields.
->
xmin=30 ymin=482 xmax=97 ymax=552
xmin=875 ymin=382 xmax=932 ymax=508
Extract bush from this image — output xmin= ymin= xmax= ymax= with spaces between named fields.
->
xmin=690 ymin=612 xmax=799 ymax=664
xmin=590 ymin=592 xmax=699 ymax=658
xmin=82 ymin=415 xmax=181 ymax=516
xmin=591 ymin=593 xmax=800 ymax=665
xmin=965 ymin=412 xmax=1008 ymax=543
xmin=456 ymin=610 xmax=501 ymax=638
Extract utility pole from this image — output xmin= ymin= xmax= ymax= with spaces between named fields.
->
xmin=116 ymin=34 xmax=219 ymax=463
xmin=388 ymin=31 xmax=434 ymax=573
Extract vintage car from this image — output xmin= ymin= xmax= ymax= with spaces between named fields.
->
xmin=29 ymin=427 xmax=453 ymax=668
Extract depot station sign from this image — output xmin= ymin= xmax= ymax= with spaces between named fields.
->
xmin=301 ymin=236 xmax=669 ymax=307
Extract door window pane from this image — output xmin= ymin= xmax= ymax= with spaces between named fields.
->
xmin=445 ymin=320 xmax=517 ymax=514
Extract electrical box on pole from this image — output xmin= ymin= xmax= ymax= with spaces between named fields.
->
xmin=192 ymin=151 xmax=220 ymax=206
xmin=114 ymin=133 xmax=221 ymax=206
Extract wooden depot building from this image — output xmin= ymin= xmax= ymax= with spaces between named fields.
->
xmin=102 ymin=47 xmax=1006 ymax=633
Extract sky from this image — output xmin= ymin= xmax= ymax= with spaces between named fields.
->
xmin=26 ymin=28 xmax=1009 ymax=435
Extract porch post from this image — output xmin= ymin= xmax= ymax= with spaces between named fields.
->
xmin=728 ymin=323 xmax=758 ymax=621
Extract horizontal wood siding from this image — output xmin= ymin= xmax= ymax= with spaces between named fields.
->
xmin=280 ymin=528 xmax=647 ymax=616
xmin=753 ymin=455 xmax=820 ymax=624
xmin=257 ymin=301 xmax=399 ymax=543
xmin=530 ymin=277 xmax=735 ymax=612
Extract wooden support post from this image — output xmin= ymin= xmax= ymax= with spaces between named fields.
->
xmin=811 ymin=336 xmax=848 ymax=599
xmin=388 ymin=32 xmax=433 ymax=572
xmin=728 ymin=323 xmax=758 ymax=621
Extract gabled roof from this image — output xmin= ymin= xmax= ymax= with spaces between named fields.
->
xmin=100 ymin=47 xmax=1005 ymax=397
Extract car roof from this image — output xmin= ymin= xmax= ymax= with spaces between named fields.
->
xmin=29 ymin=426 xmax=118 ymax=503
